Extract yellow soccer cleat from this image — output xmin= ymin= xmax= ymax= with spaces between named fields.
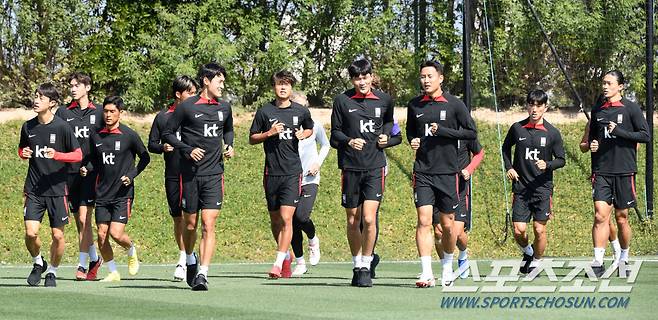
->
xmin=128 ymin=251 xmax=140 ymax=276
xmin=100 ymin=271 xmax=121 ymax=282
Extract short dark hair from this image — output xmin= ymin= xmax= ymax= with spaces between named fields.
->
xmin=420 ymin=60 xmax=444 ymax=75
xmin=526 ymin=89 xmax=548 ymax=105
xmin=605 ymin=70 xmax=625 ymax=86
xmin=197 ymin=63 xmax=227 ymax=87
xmin=271 ymin=70 xmax=297 ymax=86
xmin=35 ymin=83 xmax=60 ymax=103
xmin=67 ymin=72 xmax=92 ymax=87
xmin=103 ymin=95 xmax=125 ymax=111
xmin=172 ymin=75 xmax=198 ymax=96
xmin=348 ymin=58 xmax=373 ymax=78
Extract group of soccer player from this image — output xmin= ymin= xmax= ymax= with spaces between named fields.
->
xmin=18 ymin=57 xmax=649 ymax=290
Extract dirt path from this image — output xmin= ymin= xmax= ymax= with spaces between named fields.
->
xmin=2 ymin=107 xmax=656 ymax=126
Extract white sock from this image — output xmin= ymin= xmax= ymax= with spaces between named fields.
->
xmin=198 ymin=265 xmax=209 ymax=276
xmin=296 ymin=257 xmax=306 ymax=265
xmin=309 ymin=236 xmax=319 ymax=246
xmin=177 ymin=251 xmax=186 ymax=266
xmin=458 ymin=249 xmax=468 ymax=260
xmin=352 ymin=255 xmax=362 ymax=269
xmin=32 ymin=254 xmax=43 ymax=266
xmin=620 ymin=248 xmax=629 ymax=262
xmin=441 ymin=253 xmax=454 ymax=272
xmin=79 ymin=252 xmax=89 ymax=267
xmin=89 ymin=244 xmax=99 ymax=262
xmin=610 ymin=239 xmax=621 ymax=261
xmin=362 ymin=255 xmax=373 ymax=270
xmin=420 ymin=256 xmax=433 ymax=276
xmin=186 ymin=253 xmax=196 ymax=265
xmin=520 ymin=244 xmax=534 ymax=256
xmin=285 ymin=251 xmax=291 ymax=260
xmin=593 ymin=247 xmax=605 ymax=266
xmin=127 ymin=243 xmax=136 ymax=257
xmin=274 ymin=251 xmax=287 ymax=268
xmin=46 ymin=265 xmax=58 ymax=276
xmin=107 ymin=260 xmax=117 ymax=273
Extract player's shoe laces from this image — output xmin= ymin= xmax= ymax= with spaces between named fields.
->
xmin=308 ymin=239 xmax=321 ymax=266
xmin=44 ymin=273 xmax=56 ymax=287
xmin=415 ymin=274 xmax=436 ymax=288
xmin=292 ymin=264 xmax=307 ymax=276
xmin=186 ymin=253 xmax=198 ymax=287
xmin=268 ymin=265 xmax=282 ymax=279
xmin=174 ymin=264 xmax=186 ymax=281
xmin=191 ymin=274 xmax=208 ymax=291
xmin=86 ymin=256 xmax=103 ymax=281
xmin=128 ymin=249 xmax=140 ymax=276
xmin=75 ymin=266 xmax=87 ymax=281
xmin=27 ymin=258 xmax=47 ymax=286
xmin=357 ymin=267 xmax=372 ymax=287
xmin=457 ymin=258 xmax=470 ymax=279
xmin=281 ymin=256 xmax=292 ymax=278
xmin=100 ymin=271 xmax=121 ymax=282
xmin=370 ymin=253 xmax=380 ymax=278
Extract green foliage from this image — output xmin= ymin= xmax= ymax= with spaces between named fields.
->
xmin=0 ymin=0 xmax=655 ymax=112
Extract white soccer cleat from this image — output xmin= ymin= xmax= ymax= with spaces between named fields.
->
xmin=174 ymin=264 xmax=186 ymax=281
xmin=308 ymin=238 xmax=321 ymax=266
xmin=415 ymin=274 xmax=436 ymax=288
xmin=441 ymin=268 xmax=454 ymax=287
xmin=457 ymin=259 xmax=470 ymax=279
xmin=292 ymin=264 xmax=308 ymax=276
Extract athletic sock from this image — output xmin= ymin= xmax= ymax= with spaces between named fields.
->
xmin=186 ymin=253 xmax=196 ymax=265
xmin=362 ymin=255 xmax=373 ymax=270
xmin=309 ymin=236 xmax=319 ymax=246
xmin=593 ymin=247 xmax=605 ymax=266
xmin=420 ymin=256 xmax=433 ymax=277
xmin=458 ymin=249 xmax=468 ymax=260
xmin=45 ymin=265 xmax=58 ymax=276
xmin=441 ymin=253 xmax=454 ymax=272
xmin=619 ymin=248 xmax=629 ymax=262
xmin=198 ymin=265 xmax=209 ymax=276
xmin=610 ymin=239 xmax=621 ymax=262
xmin=89 ymin=244 xmax=99 ymax=262
xmin=296 ymin=256 xmax=306 ymax=265
xmin=33 ymin=254 xmax=43 ymax=266
xmin=285 ymin=250 xmax=291 ymax=260
xmin=177 ymin=251 xmax=186 ymax=266
xmin=79 ymin=252 xmax=89 ymax=268
xmin=107 ymin=260 xmax=117 ymax=273
xmin=274 ymin=251 xmax=287 ymax=268
xmin=352 ymin=255 xmax=362 ymax=269
xmin=521 ymin=244 xmax=534 ymax=256
xmin=127 ymin=243 xmax=136 ymax=257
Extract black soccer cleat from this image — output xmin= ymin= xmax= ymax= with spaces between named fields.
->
xmin=370 ymin=253 xmax=380 ymax=279
xmin=186 ymin=253 xmax=198 ymax=288
xmin=351 ymin=268 xmax=359 ymax=287
xmin=357 ymin=267 xmax=373 ymax=287
xmin=27 ymin=258 xmax=47 ymax=286
xmin=592 ymin=263 xmax=605 ymax=278
xmin=44 ymin=273 xmax=56 ymax=287
xmin=191 ymin=274 xmax=208 ymax=291
xmin=520 ymin=253 xmax=533 ymax=274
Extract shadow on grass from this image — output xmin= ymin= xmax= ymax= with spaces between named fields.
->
xmin=107 ymin=285 xmax=188 ymax=290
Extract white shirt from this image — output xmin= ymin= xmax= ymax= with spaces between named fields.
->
xmin=299 ymin=121 xmax=330 ymax=186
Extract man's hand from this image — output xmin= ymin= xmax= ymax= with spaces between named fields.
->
xmin=607 ymin=121 xmax=617 ymax=134
xmin=190 ymin=148 xmax=206 ymax=162
xmin=377 ymin=134 xmax=388 ymax=148
xmin=295 ymin=128 xmax=306 ymax=140
xmin=506 ymin=168 xmax=520 ymax=181
xmin=307 ymin=162 xmax=320 ymax=176
xmin=535 ymin=160 xmax=547 ymax=171
xmin=268 ymin=121 xmax=284 ymax=137
xmin=43 ymin=147 xmax=55 ymax=159
xmin=223 ymin=145 xmax=234 ymax=159
xmin=120 ymin=175 xmax=132 ymax=186
xmin=430 ymin=123 xmax=438 ymax=135
xmin=80 ymin=166 xmax=88 ymax=177
xmin=461 ymin=169 xmax=471 ymax=181
xmin=410 ymin=138 xmax=421 ymax=151
xmin=348 ymin=138 xmax=366 ymax=151
xmin=590 ymin=140 xmax=599 ymax=152
xmin=21 ymin=146 xmax=33 ymax=158
xmin=163 ymin=143 xmax=174 ymax=152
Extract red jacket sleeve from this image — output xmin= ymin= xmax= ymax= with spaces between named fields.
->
xmin=53 ymin=148 xmax=82 ymax=163
xmin=465 ymin=149 xmax=485 ymax=175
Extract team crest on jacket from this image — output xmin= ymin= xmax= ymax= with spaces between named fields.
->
xmin=115 ymin=141 xmax=121 ymax=151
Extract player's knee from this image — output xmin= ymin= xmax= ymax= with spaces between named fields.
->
xmin=108 ymin=228 xmax=123 ymax=240
xmin=513 ymin=225 xmax=526 ymax=237
xmin=24 ymin=230 xmax=38 ymax=241
xmin=51 ymin=231 xmax=65 ymax=243
xmin=593 ymin=211 xmax=609 ymax=224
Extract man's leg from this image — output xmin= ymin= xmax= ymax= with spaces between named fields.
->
xmin=199 ymin=209 xmax=219 ymax=270
xmin=530 ymin=220 xmax=548 ymax=272
xmin=592 ymin=201 xmax=613 ymax=268
xmin=433 ymin=223 xmax=444 ymax=259
xmin=416 ymin=205 xmax=435 ymax=286
xmin=454 ymin=221 xmax=469 ymax=279
xmin=615 ymin=208 xmax=631 ymax=263
xmin=96 ymin=221 xmax=120 ymax=281
xmin=608 ymin=218 xmax=621 ymax=264
xmin=25 ymin=220 xmax=46 ymax=286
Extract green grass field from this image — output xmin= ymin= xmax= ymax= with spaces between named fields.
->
xmin=1 ymin=259 xmax=656 ymax=319
xmin=0 ymin=118 xmax=656 ymax=266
